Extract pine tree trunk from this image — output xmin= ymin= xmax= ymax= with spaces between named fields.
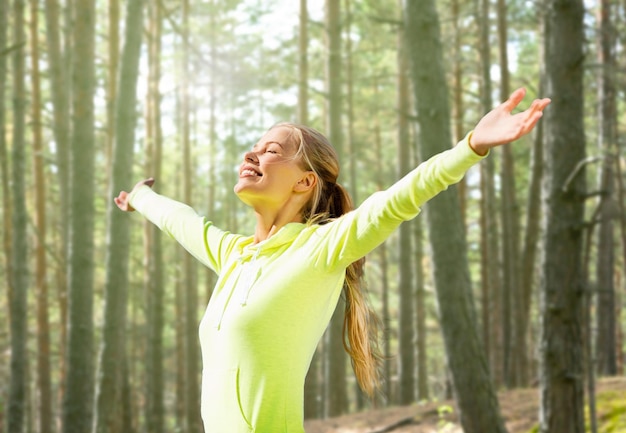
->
xmin=29 ymin=0 xmax=52 ymax=430
xmin=496 ymin=0 xmax=524 ymax=389
xmin=180 ymin=1 xmax=201 ymax=430
xmin=298 ymin=0 xmax=308 ymax=126
xmin=344 ymin=0 xmax=357 ymax=204
xmin=0 ymin=4 xmax=12 ymax=430
xmin=519 ymin=100 xmax=544 ymax=387
xmin=8 ymin=0 xmax=29 ymax=431
xmin=94 ymin=1 xmax=144 ymax=431
xmin=594 ymin=0 xmax=617 ymax=377
xmin=396 ymin=10 xmax=414 ymax=404
xmin=451 ymin=0 xmax=466 ymax=221
xmin=144 ymin=1 xmax=165 ymax=431
xmin=324 ymin=0 xmax=348 ymax=417
xmin=404 ymin=1 xmax=508 ymax=431
xmin=539 ymin=1 xmax=586 ymax=431
xmin=372 ymin=93 xmax=392 ymax=403
xmin=298 ymin=0 xmax=321 ymax=420
xmin=43 ymin=0 xmax=71 ymax=404
xmin=62 ymin=0 xmax=97 ymax=430
xmin=414 ymin=215 xmax=429 ymax=401
xmin=106 ymin=0 xmax=119 ymax=179
xmin=477 ymin=0 xmax=504 ymax=387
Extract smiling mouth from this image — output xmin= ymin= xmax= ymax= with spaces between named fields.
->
xmin=240 ymin=169 xmax=262 ymax=177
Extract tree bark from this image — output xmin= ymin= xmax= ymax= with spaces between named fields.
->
xmin=105 ymin=0 xmax=120 ymax=184
xmin=477 ymin=0 xmax=504 ymax=387
xmin=324 ymin=0 xmax=348 ymax=417
xmin=299 ymin=0 xmax=321 ymax=420
xmin=62 ymin=0 xmax=96 ymax=430
xmin=414 ymin=211 xmax=428 ymax=401
xmin=8 ymin=0 xmax=29 ymax=431
xmin=93 ymin=0 xmax=144 ymax=432
xmin=404 ymin=0 xmax=508 ymax=431
xmin=496 ymin=0 xmax=524 ymax=389
xmin=144 ymin=1 xmax=165 ymax=431
xmin=451 ymin=0 xmax=466 ymax=222
xmin=0 ymin=14 xmax=11 ymax=431
xmin=396 ymin=7 xmax=415 ymax=404
xmin=539 ymin=0 xmax=586 ymax=432
xmin=345 ymin=0 xmax=357 ymax=204
xmin=373 ymin=82 xmax=393 ymax=403
xmin=298 ymin=0 xmax=308 ymax=126
xmin=30 ymin=0 xmax=52 ymax=430
xmin=43 ymin=0 xmax=71 ymax=404
xmin=517 ymin=13 xmax=547 ymax=392
xmin=180 ymin=1 xmax=202 ymax=430
xmin=594 ymin=0 xmax=617 ymax=377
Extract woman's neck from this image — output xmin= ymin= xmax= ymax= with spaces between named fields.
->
xmin=252 ymin=208 xmax=303 ymax=244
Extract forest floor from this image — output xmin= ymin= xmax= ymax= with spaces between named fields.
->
xmin=304 ymin=376 xmax=626 ymax=433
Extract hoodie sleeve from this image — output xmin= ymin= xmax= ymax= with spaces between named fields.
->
xmin=128 ymin=186 xmax=239 ymax=274
xmin=312 ymin=133 xmax=486 ymax=268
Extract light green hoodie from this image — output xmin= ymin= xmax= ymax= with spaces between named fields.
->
xmin=129 ymin=134 xmax=484 ymax=433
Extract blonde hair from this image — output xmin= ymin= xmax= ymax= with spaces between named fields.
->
xmin=272 ymin=122 xmax=383 ymax=397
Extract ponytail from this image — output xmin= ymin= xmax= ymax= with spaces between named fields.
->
xmin=329 ymin=183 xmax=383 ymax=398
xmin=343 ymin=257 xmax=383 ymax=397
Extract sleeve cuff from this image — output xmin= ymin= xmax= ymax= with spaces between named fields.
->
xmin=465 ymin=131 xmax=490 ymax=158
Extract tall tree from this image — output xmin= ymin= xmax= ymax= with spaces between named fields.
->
xmin=62 ymin=0 xmax=96 ymax=431
xmin=451 ymin=0 xmax=466 ymax=220
xmin=299 ymin=0 xmax=321 ymax=420
xmin=144 ymin=1 xmax=165 ymax=431
xmin=396 ymin=3 xmax=415 ymax=405
xmin=539 ymin=0 xmax=586 ymax=432
xmin=477 ymin=0 xmax=502 ymax=384
xmin=496 ymin=0 xmax=523 ymax=388
xmin=44 ymin=0 xmax=71 ymax=405
xmin=344 ymin=0 xmax=357 ymax=204
xmin=298 ymin=0 xmax=309 ymax=127
xmin=7 ymin=0 xmax=29 ymax=431
xmin=180 ymin=0 xmax=202 ymax=430
xmin=0 ymin=1 xmax=13 ymax=428
xmin=500 ymin=0 xmax=538 ymax=390
xmin=404 ymin=0 xmax=508 ymax=431
xmin=519 ymin=94 xmax=545 ymax=387
xmin=93 ymin=0 xmax=144 ymax=431
xmin=105 ymin=0 xmax=120 ymax=180
xmin=517 ymin=12 xmax=547 ymax=392
xmin=30 ymin=0 xmax=52 ymax=430
xmin=594 ymin=0 xmax=618 ymax=377
xmin=413 ymin=178 xmax=428 ymax=401
xmin=324 ymin=0 xmax=348 ymax=417
xmin=373 ymin=79 xmax=392 ymax=403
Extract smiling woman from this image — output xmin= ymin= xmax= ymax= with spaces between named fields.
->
xmin=114 ymin=90 xmax=549 ymax=433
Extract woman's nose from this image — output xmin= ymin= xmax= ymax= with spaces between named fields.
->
xmin=244 ymin=151 xmax=259 ymax=164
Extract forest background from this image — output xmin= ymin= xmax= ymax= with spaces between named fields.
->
xmin=1 ymin=0 xmax=625 ymax=432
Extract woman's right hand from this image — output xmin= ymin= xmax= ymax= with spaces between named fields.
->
xmin=114 ymin=178 xmax=155 ymax=212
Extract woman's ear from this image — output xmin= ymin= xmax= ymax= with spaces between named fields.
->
xmin=294 ymin=171 xmax=317 ymax=193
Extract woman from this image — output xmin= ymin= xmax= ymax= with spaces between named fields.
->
xmin=115 ymin=87 xmax=550 ymax=432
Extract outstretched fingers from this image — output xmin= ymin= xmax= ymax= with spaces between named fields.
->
xmin=518 ymin=97 xmax=551 ymax=135
xmin=501 ymin=87 xmax=528 ymax=113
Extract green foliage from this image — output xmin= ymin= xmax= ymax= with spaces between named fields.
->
xmin=437 ymin=403 xmax=455 ymax=430
xmin=595 ymin=391 xmax=626 ymax=433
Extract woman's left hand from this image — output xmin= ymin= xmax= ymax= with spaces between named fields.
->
xmin=469 ymin=87 xmax=551 ymax=156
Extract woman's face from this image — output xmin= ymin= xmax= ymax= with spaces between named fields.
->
xmin=234 ymin=126 xmax=314 ymax=210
